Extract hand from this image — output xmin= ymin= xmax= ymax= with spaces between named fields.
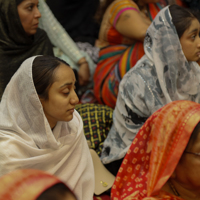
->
xmin=78 ymin=62 xmax=90 ymax=86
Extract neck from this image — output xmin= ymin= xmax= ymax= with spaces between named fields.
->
xmin=172 ymin=180 xmax=200 ymax=200
xmin=162 ymin=180 xmax=200 ymax=200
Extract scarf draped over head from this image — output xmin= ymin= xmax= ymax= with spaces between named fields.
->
xmin=111 ymin=100 xmax=200 ymax=199
xmin=100 ymin=6 xmax=200 ymax=165
xmin=0 ymin=169 xmax=69 ymax=200
xmin=143 ymin=6 xmax=200 ymax=101
xmin=0 ymin=56 xmax=94 ymax=200
xmin=0 ymin=0 xmax=53 ymax=98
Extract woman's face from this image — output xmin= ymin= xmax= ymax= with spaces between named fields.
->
xmin=180 ymin=19 xmax=200 ymax=62
xmin=173 ymin=130 xmax=200 ymax=195
xmin=40 ymin=64 xmax=79 ymax=129
xmin=17 ymin=0 xmax=41 ymax=36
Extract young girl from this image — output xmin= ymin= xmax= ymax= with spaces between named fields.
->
xmin=101 ymin=5 xmax=200 ymax=175
xmin=0 ymin=55 xmax=94 ymax=200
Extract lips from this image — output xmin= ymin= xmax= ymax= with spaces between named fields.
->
xmin=32 ymin=23 xmax=39 ymax=28
xmin=197 ymin=52 xmax=200 ymax=58
xmin=67 ymin=108 xmax=75 ymax=112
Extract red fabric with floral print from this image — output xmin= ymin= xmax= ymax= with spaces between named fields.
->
xmin=111 ymin=100 xmax=200 ymax=200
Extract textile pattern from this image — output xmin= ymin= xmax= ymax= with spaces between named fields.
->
xmin=94 ymin=1 xmax=162 ymax=108
xmin=100 ymin=6 xmax=200 ymax=165
xmin=76 ymin=103 xmax=113 ymax=156
xmin=111 ymin=100 xmax=200 ymax=199
xmin=0 ymin=169 xmax=64 ymax=200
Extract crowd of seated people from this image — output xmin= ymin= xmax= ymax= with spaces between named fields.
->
xmin=0 ymin=0 xmax=200 ymax=200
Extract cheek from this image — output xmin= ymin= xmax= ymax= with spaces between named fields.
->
xmin=181 ymin=42 xmax=194 ymax=58
xmin=51 ymin=98 xmax=70 ymax=112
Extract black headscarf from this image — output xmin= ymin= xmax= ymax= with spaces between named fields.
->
xmin=0 ymin=0 xmax=54 ymax=98
xmin=46 ymin=0 xmax=100 ymax=45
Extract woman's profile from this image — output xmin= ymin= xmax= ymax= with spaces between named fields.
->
xmin=0 ymin=55 xmax=94 ymax=200
xmin=101 ymin=5 xmax=200 ymax=176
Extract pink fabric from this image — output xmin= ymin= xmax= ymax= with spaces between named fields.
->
xmin=113 ymin=7 xmax=139 ymax=28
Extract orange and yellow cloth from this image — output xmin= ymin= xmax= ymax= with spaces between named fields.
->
xmin=94 ymin=0 xmax=163 ymax=108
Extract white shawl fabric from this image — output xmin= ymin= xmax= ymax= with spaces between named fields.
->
xmin=0 ymin=56 xmax=94 ymax=200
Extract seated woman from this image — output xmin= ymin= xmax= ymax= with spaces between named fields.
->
xmin=0 ymin=55 xmax=94 ymax=200
xmin=0 ymin=0 xmax=94 ymax=99
xmin=111 ymin=100 xmax=200 ymax=199
xmin=93 ymin=0 xmax=185 ymax=108
xmin=101 ymin=5 xmax=200 ymax=176
xmin=0 ymin=169 xmax=77 ymax=200
xmin=38 ymin=0 xmax=96 ymax=88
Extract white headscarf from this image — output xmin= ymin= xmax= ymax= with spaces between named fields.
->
xmin=101 ymin=6 xmax=200 ymax=164
xmin=0 ymin=56 xmax=94 ymax=200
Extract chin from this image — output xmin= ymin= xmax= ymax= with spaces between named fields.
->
xmin=65 ymin=115 xmax=74 ymax=122
xmin=26 ymin=30 xmax=37 ymax=36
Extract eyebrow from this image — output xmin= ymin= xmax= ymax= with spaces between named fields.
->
xmin=23 ymin=0 xmax=38 ymax=5
xmin=188 ymin=28 xmax=198 ymax=34
xmin=59 ymin=81 xmax=76 ymax=88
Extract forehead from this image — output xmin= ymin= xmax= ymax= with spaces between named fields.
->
xmin=19 ymin=0 xmax=39 ymax=5
xmin=53 ymin=63 xmax=75 ymax=85
xmin=184 ymin=18 xmax=200 ymax=34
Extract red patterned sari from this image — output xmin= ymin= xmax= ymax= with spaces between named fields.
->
xmin=111 ymin=100 xmax=200 ymax=199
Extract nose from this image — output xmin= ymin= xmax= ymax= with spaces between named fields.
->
xmin=35 ymin=7 xmax=41 ymax=19
xmin=70 ymin=90 xmax=79 ymax=105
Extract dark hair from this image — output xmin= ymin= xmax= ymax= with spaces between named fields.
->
xmin=37 ymin=183 xmax=76 ymax=200
xmin=32 ymin=55 xmax=70 ymax=100
xmin=94 ymin=0 xmax=114 ymax=24
xmin=169 ymin=4 xmax=200 ymax=38
xmin=186 ymin=121 xmax=200 ymax=148
xmin=16 ymin=0 xmax=24 ymax=6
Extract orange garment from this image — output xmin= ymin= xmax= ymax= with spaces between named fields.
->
xmin=0 ymin=169 xmax=71 ymax=200
xmin=111 ymin=100 xmax=200 ymax=199
xmin=94 ymin=0 xmax=163 ymax=108
xmin=99 ymin=0 xmax=139 ymax=46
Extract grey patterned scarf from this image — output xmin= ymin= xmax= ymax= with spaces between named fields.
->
xmin=101 ymin=6 xmax=200 ymax=164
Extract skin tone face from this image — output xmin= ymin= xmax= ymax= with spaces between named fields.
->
xmin=17 ymin=0 xmax=41 ymax=36
xmin=40 ymin=64 xmax=79 ymax=129
xmin=172 ymin=131 xmax=200 ymax=199
xmin=162 ymin=130 xmax=200 ymax=199
xmin=180 ymin=19 xmax=200 ymax=62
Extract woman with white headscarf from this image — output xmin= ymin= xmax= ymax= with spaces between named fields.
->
xmin=101 ymin=4 xmax=200 ymax=176
xmin=0 ymin=55 xmax=94 ymax=200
